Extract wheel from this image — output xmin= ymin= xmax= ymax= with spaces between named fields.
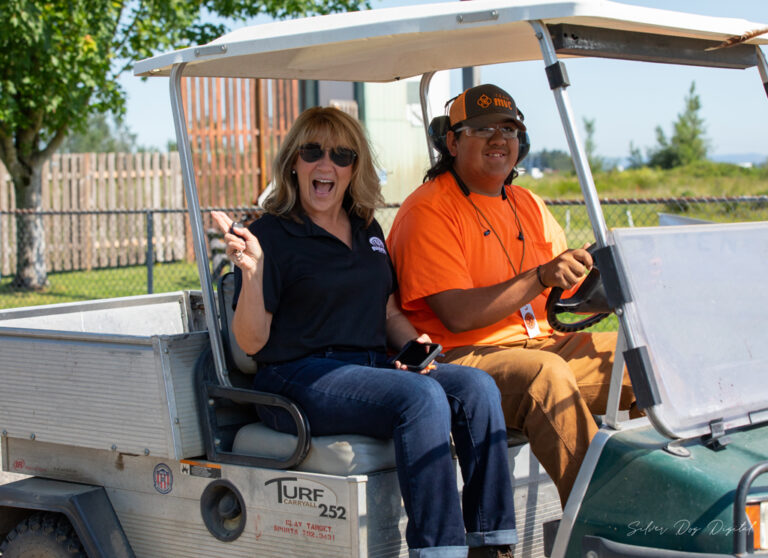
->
xmin=545 ymin=244 xmax=612 ymax=333
xmin=0 ymin=512 xmax=85 ymax=558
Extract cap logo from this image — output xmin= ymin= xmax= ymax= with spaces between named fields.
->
xmin=494 ymin=96 xmax=513 ymax=110
xmin=477 ymin=94 xmax=492 ymax=109
xmin=449 ymin=85 xmax=525 ymax=131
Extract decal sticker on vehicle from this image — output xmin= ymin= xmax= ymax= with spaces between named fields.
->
xmin=153 ymin=463 xmax=173 ymax=494
xmin=180 ymin=459 xmax=222 ymax=479
xmin=264 ymin=476 xmax=347 ymax=520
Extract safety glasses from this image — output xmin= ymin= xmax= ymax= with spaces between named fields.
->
xmin=298 ymin=143 xmax=358 ymax=167
xmin=455 ymin=125 xmax=519 ymax=139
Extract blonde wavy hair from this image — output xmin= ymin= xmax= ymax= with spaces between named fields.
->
xmin=262 ymin=106 xmax=384 ymax=226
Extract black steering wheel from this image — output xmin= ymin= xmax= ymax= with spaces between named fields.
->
xmin=545 ymin=244 xmax=613 ymax=333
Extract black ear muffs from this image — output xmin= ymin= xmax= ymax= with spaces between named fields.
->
xmin=428 ymin=115 xmax=451 ymax=157
xmin=515 ymin=108 xmax=530 ymax=166
xmin=429 ymin=113 xmax=531 ymax=166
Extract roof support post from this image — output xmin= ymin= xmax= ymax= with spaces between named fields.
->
xmin=530 ymin=21 xmax=680 ymax=439
xmin=419 ymin=72 xmax=436 ymax=166
xmin=170 ymin=63 xmax=231 ymax=388
xmin=756 ymin=46 xmax=768 ymax=99
xmin=529 ymin=20 xmax=609 ymax=248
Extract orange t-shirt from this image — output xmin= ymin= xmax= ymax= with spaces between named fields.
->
xmin=387 ymin=171 xmax=568 ymax=351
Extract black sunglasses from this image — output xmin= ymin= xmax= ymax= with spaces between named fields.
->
xmin=298 ymin=143 xmax=357 ymax=167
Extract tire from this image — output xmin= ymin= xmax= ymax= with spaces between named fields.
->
xmin=0 ymin=512 xmax=85 ymax=558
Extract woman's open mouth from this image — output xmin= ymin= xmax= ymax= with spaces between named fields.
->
xmin=313 ymin=178 xmax=335 ymax=196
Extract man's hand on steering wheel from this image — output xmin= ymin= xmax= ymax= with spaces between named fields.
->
xmin=538 ymin=243 xmax=593 ymax=290
xmin=544 ymin=242 xmax=612 ymax=333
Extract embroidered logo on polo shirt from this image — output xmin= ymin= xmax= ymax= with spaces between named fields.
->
xmin=369 ymin=237 xmax=386 ymax=254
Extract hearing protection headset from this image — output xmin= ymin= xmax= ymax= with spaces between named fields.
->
xmin=427 ymin=113 xmax=531 ymax=168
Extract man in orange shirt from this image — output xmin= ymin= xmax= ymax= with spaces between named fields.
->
xmin=387 ymin=84 xmax=638 ymax=506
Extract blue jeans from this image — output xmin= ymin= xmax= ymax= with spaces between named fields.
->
xmin=253 ymin=349 xmax=517 ymax=557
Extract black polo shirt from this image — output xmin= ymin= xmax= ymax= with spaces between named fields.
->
xmin=233 ymin=212 xmax=395 ymax=364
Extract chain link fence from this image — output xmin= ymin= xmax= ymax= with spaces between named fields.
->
xmin=377 ymin=195 xmax=768 ymax=246
xmin=2 ymin=197 xmax=767 ymax=314
xmin=0 ymin=207 xmax=250 ymax=309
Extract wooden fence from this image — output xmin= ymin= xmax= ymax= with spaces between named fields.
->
xmin=0 ymin=152 xmax=185 ymax=275
xmin=182 ymin=77 xmax=299 ymax=208
xmin=0 ymin=77 xmax=301 ymax=276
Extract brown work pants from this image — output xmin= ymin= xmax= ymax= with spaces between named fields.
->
xmin=441 ymin=332 xmax=638 ymax=506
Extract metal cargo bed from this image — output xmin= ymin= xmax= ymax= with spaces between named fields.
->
xmin=0 ymin=292 xmax=209 ymax=460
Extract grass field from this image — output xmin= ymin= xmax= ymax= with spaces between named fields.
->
xmin=0 ymin=261 xmax=202 ymax=309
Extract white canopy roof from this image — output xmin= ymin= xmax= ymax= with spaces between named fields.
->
xmin=134 ymin=0 xmax=768 ymax=81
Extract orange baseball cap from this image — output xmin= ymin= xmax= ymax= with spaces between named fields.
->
xmin=449 ymin=84 xmax=526 ymax=131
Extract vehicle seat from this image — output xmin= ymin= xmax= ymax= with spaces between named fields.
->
xmin=214 ymin=272 xmax=396 ymax=475
xmin=216 ymin=270 xmax=258 ymax=382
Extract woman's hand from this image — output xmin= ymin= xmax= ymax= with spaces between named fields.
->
xmin=385 ymin=296 xmax=438 ymax=374
xmin=210 ymin=211 xmax=263 ymax=273
xmin=413 ymin=333 xmax=432 ymax=345
xmin=210 ymin=211 xmax=272 ymax=354
xmin=393 ymin=333 xmax=437 ymax=375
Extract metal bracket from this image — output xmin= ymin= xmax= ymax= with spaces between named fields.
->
xmin=593 ymin=245 xmax=632 ymax=308
xmin=623 ymin=345 xmax=660 ymax=409
xmin=456 ymin=10 xmax=498 ymax=24
xmin=702 ymin=419 xmax=731 ymax=450
xmin=194 ymin=44 xmax=228 ymax=57
xmin=545 ymin=61 xmax=570 ymax=90
xmin=547 ymin=23 xmax=758 ymax=69
xmin=664 ymin=439 xmax=691 ymax=458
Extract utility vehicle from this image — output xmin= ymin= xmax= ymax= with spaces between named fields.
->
xmin=2 ymin=1 xmax=768 ymax=556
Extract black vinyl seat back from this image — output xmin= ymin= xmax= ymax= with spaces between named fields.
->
xmin=217 ymin=271 xmax=258 ymax=385
xmin=193 ymin=272 xmax=310 ymax=468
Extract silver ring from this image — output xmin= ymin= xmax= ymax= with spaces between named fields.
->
xmin=234 ymin=250 xmax=243 ymax=261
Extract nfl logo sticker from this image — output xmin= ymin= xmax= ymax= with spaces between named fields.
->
xmin=153 ymin=463 xmax=173 ymax=494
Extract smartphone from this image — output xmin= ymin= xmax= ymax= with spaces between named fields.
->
xmin=393 ymin=340 xmax=443 ymax=372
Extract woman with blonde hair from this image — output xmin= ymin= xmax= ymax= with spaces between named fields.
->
xmin=212 ymin=106 xmax=517 ymax=558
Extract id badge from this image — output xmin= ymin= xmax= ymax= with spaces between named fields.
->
xmin=520 ymin=303 xmax=541 ymax=338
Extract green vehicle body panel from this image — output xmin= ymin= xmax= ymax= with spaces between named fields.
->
xmin=567 ymin=423 xmax=768 ymax=556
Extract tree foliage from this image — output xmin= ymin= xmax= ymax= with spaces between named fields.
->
xmin=583 ymin=117 xmax=604 ymax=173
xmin=627 ymin=141 xmax=645 ymax=169
xmin=648 ymin=82 xmax=708 ymax=169
xmin=0 ymin=0 xmax=367 ymax=289
xmin=59 ymin=112 xmax=137 ymax=153
xmin=526 ymin=149 xmax=574 ymax=173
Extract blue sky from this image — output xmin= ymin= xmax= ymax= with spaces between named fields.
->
xmin=124 ymin=0 xmax=768 ymax=162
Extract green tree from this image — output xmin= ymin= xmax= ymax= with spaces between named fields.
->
xmin=627 ymin=141 xmax=645 ymax=169
xmin=59 ymin=112 xmax=137 ymax=153
xmin=0 ymin=0 xmax=366 ymax=290
xmin=527 ymin=149 xmax=574 ymax=173
xmin=583 ymin=117 xmax=604 ymax=173
xmin=648 ymin=81 xmax=708 ymax=169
